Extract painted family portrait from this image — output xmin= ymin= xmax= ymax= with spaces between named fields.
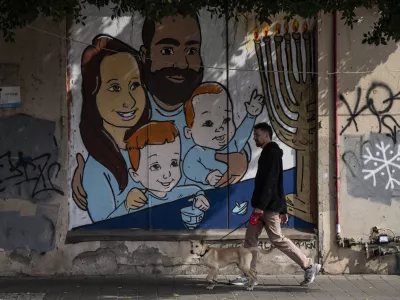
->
xmin=68 ymin=10 xmax=316 ymax=231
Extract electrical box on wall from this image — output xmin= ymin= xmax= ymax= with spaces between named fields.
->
xmin=378 ymin=234 xmax=389 ymax=244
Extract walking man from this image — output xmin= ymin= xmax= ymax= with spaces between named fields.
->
xmin=230 ymin=122 xmax=321 ymax=286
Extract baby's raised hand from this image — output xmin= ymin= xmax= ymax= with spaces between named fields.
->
xmin=189 ymin=195 xmax=210 ymax=211
xmin=245 ymin=89 xmax=264 ymax=116
xmin=125 ymin=188 xmax=148 ymax=210
xmin=206 ymin=170 xmax=223 ymax=186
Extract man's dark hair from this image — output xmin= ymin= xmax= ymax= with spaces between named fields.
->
xmin=142 ymin=18 xmax=155 ymax=50
xmin=254 ymin=122 xmax=273 ymax=139
xmin=142 ymin=12 xmax=200 ymax=50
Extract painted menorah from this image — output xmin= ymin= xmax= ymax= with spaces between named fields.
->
xmin=254 ymin=19 xmax=317 ymax=224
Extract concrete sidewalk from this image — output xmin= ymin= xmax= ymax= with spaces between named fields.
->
xmin=0 ymin=275 xmax=399 ymax=300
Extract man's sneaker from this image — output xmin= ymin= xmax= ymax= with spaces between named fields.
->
xmin=300 ymin=263 xmax=321 ymax=286
xmin=229 ymin=275 xmax=258 ymax=286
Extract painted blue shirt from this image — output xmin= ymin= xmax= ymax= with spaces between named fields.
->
xmin=82 ymin=149 xmax=141 ymax=222
xmin=128 ymin=185 xmax=204 ymax=213
xmin=148 ymin=91 xmax=252 ymax=185
xmin=183 ymin=113 xmax=256 ymax=189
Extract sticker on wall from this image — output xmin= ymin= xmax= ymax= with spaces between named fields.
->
xmin=0 ymin=86 xmax=21 ymax=108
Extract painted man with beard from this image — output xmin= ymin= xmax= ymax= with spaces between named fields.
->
xmin=140 ymin=13 xmax=205 ymax=163
xmin=72 ymin=13 xmax=251 ymax=211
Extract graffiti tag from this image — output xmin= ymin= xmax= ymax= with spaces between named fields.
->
xmin=0 ymin=151 xmax=64 ymax=198
xmin=221 ymin=239 xmax=316 ymax=250
xmin=340 ymin=82 xmax=400 ymax=144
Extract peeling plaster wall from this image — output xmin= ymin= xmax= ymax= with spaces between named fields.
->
xmin=0 ymin=15 xmax=317 ymax=276
xmin=317 ymin=9 xmax=400 ymax=275
xmin=0 ymin=17 xmax=70 ymax=275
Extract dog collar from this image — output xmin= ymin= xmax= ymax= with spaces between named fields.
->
xmin=200 ymin=248 xmax=209 ymax=257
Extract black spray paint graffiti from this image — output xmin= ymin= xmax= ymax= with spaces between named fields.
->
xmin=258 ymin=240 xmax=316 ymax=251
xmin=0 ymin=151 xmax=64 ymax=198
xmin=340 ymin=82 xmax=400 ymax=144
xmin=222 ymin=240 xmax=316 ymax=251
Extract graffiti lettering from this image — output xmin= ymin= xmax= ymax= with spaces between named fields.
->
xmin=257 ymin=240 xmax=315 ymax=250
xmin=294 ymin=240 xmax=316 ymax=250
xmin=0 ymin=151 xmax=64 ymax=198
xmin=221 ymin=240 xmax=316 ymax=250
xmin=381 ymin=115 xmax=400 ymax=144
xmin=339 ymin=82 xmax=400 ymax=144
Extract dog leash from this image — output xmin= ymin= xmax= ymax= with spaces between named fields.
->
xmin=209 ymin=219 xmax=250 ymax=246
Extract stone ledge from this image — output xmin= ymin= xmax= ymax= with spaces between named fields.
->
xmin=65 ymin=228 xmax=316 ymax=244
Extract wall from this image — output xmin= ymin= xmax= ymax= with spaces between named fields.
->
xmin=0 ymin=9 xmax=317 ymax=276
xmin=317 ymin=8 xmax=400 ymax=274
xmin=3 ymin=5 xmax=397 ymax=278
xmin=0 ymin=17 xmax=69 ymax=273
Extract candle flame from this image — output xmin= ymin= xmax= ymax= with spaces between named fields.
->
xmin=303 ymin=21 xmax=309 ymax=33
xmin=263 ymin=24 xmax=269 ymax=36
xmin=284 ymin=20 xmax=289 ymax=34
xmin=254 ymin=28 xmax=259 ymax=40
xmin=274 ymin=22 xmax=281 ymax=35
xmin=292 ymin=19 xmax=299 ymax=32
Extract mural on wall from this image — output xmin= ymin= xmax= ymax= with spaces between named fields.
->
xmin=68 ymin=11 xmax=317 ymax=230
xmin=340 ymin=82 xmax=400 ymax=202
xmin=254 ymin=20 xmax=316 ymax=224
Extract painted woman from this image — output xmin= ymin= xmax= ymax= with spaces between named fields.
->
xmin=77 ymin=35 xmax=150 ymax=222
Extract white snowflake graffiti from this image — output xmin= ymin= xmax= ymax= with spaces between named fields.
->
xmin=362 ymin=141 xmax=400 ymax=190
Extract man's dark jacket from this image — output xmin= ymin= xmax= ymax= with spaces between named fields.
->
xmin=251 ymin=141 xmax=287 ymax=214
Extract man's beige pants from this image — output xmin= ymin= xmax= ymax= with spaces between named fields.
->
xmin=244 ymin=211 xmax=311 ymax=271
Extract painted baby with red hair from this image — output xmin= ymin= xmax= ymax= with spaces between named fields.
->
xmin=125 ymin=121 xmax=210 ymax=225
xmin=183 ymin=82 xmax=264 ymax=189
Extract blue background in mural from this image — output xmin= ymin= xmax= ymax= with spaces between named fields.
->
xmin=74 ymin=168 xmax=315 ymax=231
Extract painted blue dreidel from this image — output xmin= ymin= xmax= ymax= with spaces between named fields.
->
xmin=232 ymin=201 xmax=248 ymax=215
xmin=181 ymin=200 xmax=204 ymax=230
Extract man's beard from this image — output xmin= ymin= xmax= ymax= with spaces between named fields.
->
xmin=143 ymin=60 xmax=204 ymax=107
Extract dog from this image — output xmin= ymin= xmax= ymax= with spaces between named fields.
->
xmin=190 ymin=240 xmax=273 ymax=291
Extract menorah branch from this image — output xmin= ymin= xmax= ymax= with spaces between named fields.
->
xmin=274 ymin=36 xmax=300 ymax=114
xmin=303 ymin=31 xmax=312 ymax=84
xmin=254 ymin=39 xmax=299 ymax=149
xmin=263 ymin=36 xmax=298 ymax=128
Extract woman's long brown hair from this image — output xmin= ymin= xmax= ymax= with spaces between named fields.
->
xmin=80 ymin=34 xmax=150 ymax=192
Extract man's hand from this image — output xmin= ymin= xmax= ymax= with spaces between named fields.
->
xmin=279 ymin=213 xmax=289 ymax=225
xmin=125 ymin=188 xmax=148 ymax=210
xmin=214 ymin=150 xmax=248 ymax=187
xmin=71 ymin=153 xmax=88 ymax=211
xmin=254 ymin=208 xmax=264 ymax=214
xmin=206 ymin=170 xmax=223 ymax=186
xmin=250 ymin=209 xmax=264 ymax=225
